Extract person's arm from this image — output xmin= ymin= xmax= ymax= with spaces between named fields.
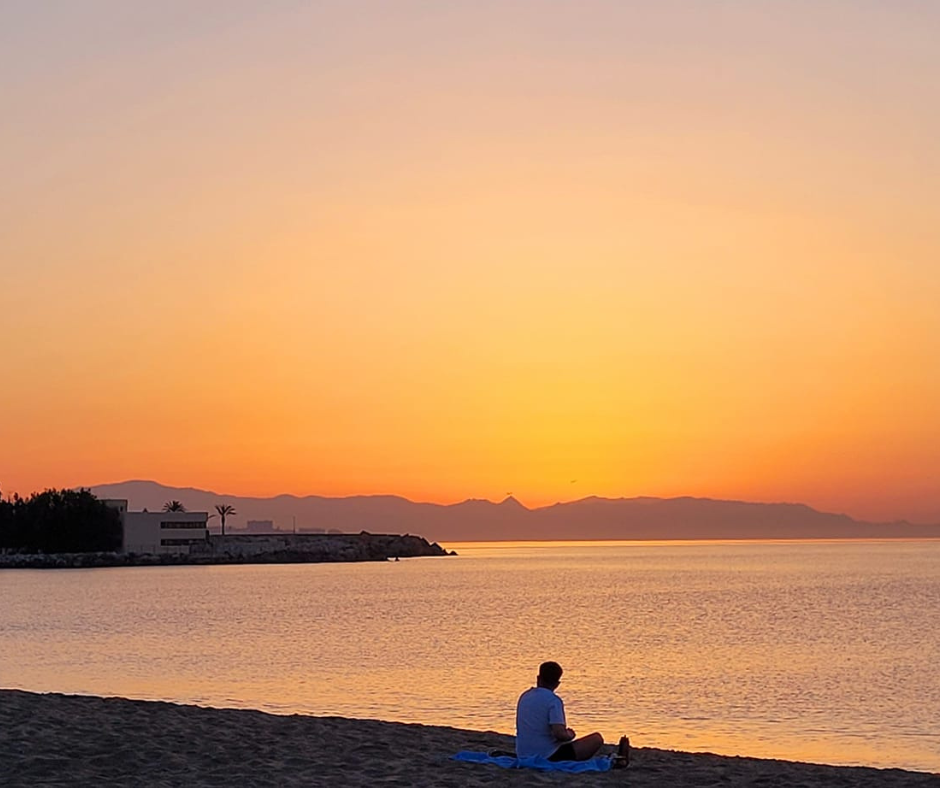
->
xmin=549 ymin=695 xmax=574 ymax=742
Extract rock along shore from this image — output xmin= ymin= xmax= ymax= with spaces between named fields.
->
xmin=0 ymin=532 xmax=454 ymax=569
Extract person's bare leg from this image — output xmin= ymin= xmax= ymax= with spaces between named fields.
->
xmin=569 ymin=732 xmax=604 ymax=760
xmin=612 ymin=735 xmax=630 ymax=767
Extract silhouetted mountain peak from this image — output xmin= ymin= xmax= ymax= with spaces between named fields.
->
xmin=449 ymin=498 xmax=495 ymax=509
xmin=87 ymin=480 xmax=940 ymax=541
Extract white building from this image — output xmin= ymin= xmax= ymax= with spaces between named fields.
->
xmin=103 ymin=500 xmax=209 ymax=555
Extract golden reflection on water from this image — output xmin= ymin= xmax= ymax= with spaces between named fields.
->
xmin=445 ymin=537 xmax=940 ymax=550
xmin=2 ymin=540 xmax=939 ymax=773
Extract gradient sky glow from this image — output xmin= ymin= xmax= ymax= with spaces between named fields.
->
xmin=2 ymin=1 xmax=939 ymax=522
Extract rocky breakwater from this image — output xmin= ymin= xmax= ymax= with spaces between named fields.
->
xmin=0 ymin=551 xmax=156 ymax=569
xmin=205 ymin=532 xmax=455 ymax=563
xmin=0 ymin=533 xmax=455 ymax=569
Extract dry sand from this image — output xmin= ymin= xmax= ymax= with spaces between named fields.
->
xmin=1 ymin=690 xmax=936 ymax=787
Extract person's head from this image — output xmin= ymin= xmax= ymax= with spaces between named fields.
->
xmin=536 ymin=661 xmax=563 ymax=690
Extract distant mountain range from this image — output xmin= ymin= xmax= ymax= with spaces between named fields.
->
xmin=89 ymin=480 xmax=940 ymax=543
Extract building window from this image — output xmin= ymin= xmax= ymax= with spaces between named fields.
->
xmin=161 ymin=538 xmax=204 ymax=546
xmin=161 ymin=521 xmax=205 ymax=530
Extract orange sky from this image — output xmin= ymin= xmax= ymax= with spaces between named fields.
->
xmin=2 ymin=2 xmax=939 ymax=523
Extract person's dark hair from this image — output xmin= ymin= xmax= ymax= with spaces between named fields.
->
xmin=538 ymin=661 xmax=563 ymax=687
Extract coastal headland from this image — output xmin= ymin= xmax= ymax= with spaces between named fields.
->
xmin=0 ymin=532 xmax=452 ymax=570
xmin=1 ymin=690 xmax=935 ymax=787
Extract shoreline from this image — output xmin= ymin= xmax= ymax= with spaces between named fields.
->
xmin=2 ymin=690 xmax=936 ymax=787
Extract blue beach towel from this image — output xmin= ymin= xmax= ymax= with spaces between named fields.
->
xmin=453 ymin=751 xmax=613 ymax=773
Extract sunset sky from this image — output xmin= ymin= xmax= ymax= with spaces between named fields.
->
xmin=2 ymin=1 xmax=938 ymax=523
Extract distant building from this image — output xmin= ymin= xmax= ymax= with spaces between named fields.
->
xmin=103 ymin=499 xmax=208 ymax=555
xmin=228 ymin=519 xmax=276 ymax=534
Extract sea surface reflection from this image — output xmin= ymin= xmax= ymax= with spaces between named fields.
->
xmin=2 ymin=540 xmax=938 ymax=772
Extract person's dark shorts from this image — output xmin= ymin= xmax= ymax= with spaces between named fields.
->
xmin=548 ymin=742 xmax=577 ymax=762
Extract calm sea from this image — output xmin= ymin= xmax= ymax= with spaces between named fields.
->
xmin=2 ymin=540 xmax=938 ymax=773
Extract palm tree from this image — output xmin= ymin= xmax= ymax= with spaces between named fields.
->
xmin=215 ymin=504 xmax=236 ymax=536
xmin=162 ymin=500 xmax=187 ymax=512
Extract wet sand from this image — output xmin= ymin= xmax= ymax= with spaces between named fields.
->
xmin=1 ymin=690 xmax=936 ymax=787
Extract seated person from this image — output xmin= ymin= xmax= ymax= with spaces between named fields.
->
xmin=516 ymin=661 xmax=626 ymax=763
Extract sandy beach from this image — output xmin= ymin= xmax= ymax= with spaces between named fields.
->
xmin=1 ymin=690 xmax=936 ymax=787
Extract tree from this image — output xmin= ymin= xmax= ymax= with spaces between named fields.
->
xmin=214 ymin=504 xmax=236 ymax=536
xmin=0 ymin=486 xmax=12 ymax=549
xmin=0 ymin=488 xmax=122 ymax=553
xmin=162 ymin=500 xmax=187 ymax=512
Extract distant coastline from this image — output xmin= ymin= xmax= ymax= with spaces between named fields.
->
xmin=90 ymin=480 xmax=940 ymax=543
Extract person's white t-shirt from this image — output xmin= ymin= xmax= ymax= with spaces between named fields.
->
xmin=515 ymin=687 xmax=566 ymax=758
